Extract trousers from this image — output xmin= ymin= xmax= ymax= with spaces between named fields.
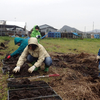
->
xmin=27 ymin=54 xmax=52 ymax=67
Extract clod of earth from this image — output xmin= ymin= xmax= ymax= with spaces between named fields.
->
xmin=1 ymin=42 xmax=5 ymax=47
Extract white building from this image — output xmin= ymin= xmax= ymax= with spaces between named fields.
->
xmin=0 ymin=20 xmax=28 ymax=36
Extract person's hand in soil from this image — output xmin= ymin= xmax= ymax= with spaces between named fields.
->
xmin=28 ymin=65 xmax=36 ymax=73
xmin=7 ymin=55 xmax=11 ymax=59
xmin=13 ymin=66 xmax=20 ymax=73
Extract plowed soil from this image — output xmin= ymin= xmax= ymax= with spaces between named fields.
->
xmin=48 ymin=52 xmax=100 ymax=100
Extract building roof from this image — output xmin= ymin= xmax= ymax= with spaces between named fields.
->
xmin=6 ymin=21 xmax=25 ymax=28
xmin=39 ymin=24 xmax=58 ymax=30
xmin=0 ymin=20 xmax=25 ymax=29
xmin=0 ymin=25 xmax=24 ymax=29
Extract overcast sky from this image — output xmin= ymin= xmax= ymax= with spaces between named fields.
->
xmin=0 ymin=0 xmax=100 ymax=32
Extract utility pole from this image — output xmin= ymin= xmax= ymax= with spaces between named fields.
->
xmin=93 ymin=22 xmax=94 ymax=33
xmin=15 ymin=17 xmax=16 ymax=22
xmin=25 ymin=22 xmax=27 ymax=35
xmin=14 ymin=17 xmax=16 ymax=36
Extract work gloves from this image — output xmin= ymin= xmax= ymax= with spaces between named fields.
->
xmin=97 ymin=55 xmax=100 ymax=59
xmin=28 ymin=65 xmax=36 ymax=73
xmin=36 ymin=35 xmax=40 ymax=39
xmin=13 ymin=66 xmax=20 ymax=73
xmin=13 ymin=65 xmax=38 ymax=73
xmin=97 ymin=55 xmax=100 ymax=62
xmin=7 ymin=55 xmax=11 ymax=59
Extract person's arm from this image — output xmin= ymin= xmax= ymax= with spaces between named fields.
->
xmin=97 ymin=49 xmax=100 ymax=63
xmin=39 ymin=32 xmax=42 ymax=37
xmin=10 ymin=45 xmax=25 ymax=57
xmin=16 ymin=46 xmax=29 ymax=67
xmin=98 ymin=49 xmax=100 ymax=56
xmin=7 ymin=46 xmax=23 ymax=59
xmin=13 ymin=46 xmax=29 ymax=73
xmin=34 ymin=46 xmax=49 ymax=67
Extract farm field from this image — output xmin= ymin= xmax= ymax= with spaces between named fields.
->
xmin=0 ymin=37 xmax=100 ymax=100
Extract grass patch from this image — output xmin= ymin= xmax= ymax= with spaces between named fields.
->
xmin=40 ymin=38 xmax=100 ymax=54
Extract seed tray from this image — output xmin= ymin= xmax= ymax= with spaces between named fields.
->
xmin=19 ymin=95 xmax=63 ymax=100
xmin=8 ymin=80 xmax=50 ymax=89
xmin=8 ymin=87 xmax=57 ymax=100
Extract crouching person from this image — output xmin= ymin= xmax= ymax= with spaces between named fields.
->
xmin=13 ymin=37 xmax=52 ymax=73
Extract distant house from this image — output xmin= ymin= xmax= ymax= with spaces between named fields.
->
xmin=58 ymin=25 xmax=82 ymax=33
xmin=39 ymin=24 xmax=58 ymax=33
xmin=0 ymin=20 xmax=28 ymax=36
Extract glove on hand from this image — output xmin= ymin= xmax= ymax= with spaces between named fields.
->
xmin=38 ymin=35 xmax=40 ymax=38
xmin=13 ymin=66 xmax=20 ymax=73
xmin=28 ymin=65 xmax=36 ymax=73
xmin=36 ymin=35 xmax=40 ymax=39
xmin=7 ymin=55 xmax=11 ymax=59
xmin=97 ymin=55 xmax=100 ymax=59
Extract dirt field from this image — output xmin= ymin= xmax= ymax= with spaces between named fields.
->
xmin=49 ymin=52 xmax=100 ymax=100
xmin=1 ymin=42 xmax=100 ymax=100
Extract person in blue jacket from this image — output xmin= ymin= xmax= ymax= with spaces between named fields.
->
xmin=97 ymin=49 xmax=100 ymax=77
xmin=7 ymin=37 xmax=28 ymax=59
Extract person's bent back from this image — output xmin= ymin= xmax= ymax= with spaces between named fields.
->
xmin=7 ymin=37 xmax=28 ymax=59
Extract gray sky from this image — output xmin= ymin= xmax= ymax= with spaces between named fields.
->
xmin=0 ymin=0 xmax=100 ymax=32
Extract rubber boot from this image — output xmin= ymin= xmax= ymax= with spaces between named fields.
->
xmin=44 ymin=65 xmax=49 ymax=72
xmin=34 ymin=67 xmax=40 ymax=71
xmin=31 ymin=61 xmax=36 ymax=65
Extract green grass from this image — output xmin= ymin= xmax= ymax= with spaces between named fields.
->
xmin=0 ymin=36 xmax=14 ymax=41
xmin=1 ymin=37 xmax=100 ymax=55
xmin=40 ymin=38 xmax=100 ymax=55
